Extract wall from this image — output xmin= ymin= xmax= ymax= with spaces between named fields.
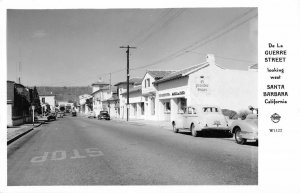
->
xmin=142 ymin=73 xmax=156 ymax=94
xmin=7 ymin=102 xmax=13 ymax=127
xmin=40 ymin=95 xmax=56 ymax=110
xmin=188 ymin=64 xmax=258 ymax=112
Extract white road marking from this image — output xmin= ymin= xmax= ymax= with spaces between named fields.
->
xmin=51 ymin=150 xmax=67 ymax=161
xmin=30 ymin=152 xmax=49 ymax=163
xmin=70 ymin=149 xmax=86 ymax=159
xmin=30 ymin=148 xmax=104 ymax=163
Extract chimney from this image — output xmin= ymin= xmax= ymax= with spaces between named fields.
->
xmin=206 ymin=54 xmax=215 ymax=65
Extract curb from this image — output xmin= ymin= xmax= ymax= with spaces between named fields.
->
xmin=7 ymin=123 xmax=43 ymax=145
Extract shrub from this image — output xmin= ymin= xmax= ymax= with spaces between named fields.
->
xmin=222 ymin=109 xmax=238 ymax=119
xmin=238 ymin=110 xmax=251 ymax=120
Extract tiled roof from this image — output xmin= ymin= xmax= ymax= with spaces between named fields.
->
xmin=91 ymin=80 xmax=109 ymax=86
xmin=114 ymin=77 xmax=143 ymax=86
xmin=121 ymin=85 xmax=142 ymax=95
xmin=147 ymin=70 xmax=176 ymax=80
xmin=154 ymin=62 xmax=208 ymax=84
xmin=106 ymin=95 xmax=119 ymax=101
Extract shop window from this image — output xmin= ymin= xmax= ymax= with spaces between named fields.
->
xmin=164 ymin=102 xmax=170 ymax=114
xmin=141 ymin=102 xmax=144 ymax=115
xmin=177 ymin=98 xmax=187 ymax=113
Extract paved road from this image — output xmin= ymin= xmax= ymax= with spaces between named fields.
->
xmin=8 ymin=116 xmax=257 ymax=185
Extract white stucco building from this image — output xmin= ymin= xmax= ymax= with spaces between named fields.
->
xmin=115 ymin=78 xmax=142 ymax=119
xmin=79 ymin=94 xmax=93 ymax=114
xmin=153 ymin=54 xmax=258 ymax=121
xmin=91 ymin=79 xmax=112 ymax=116
xmin=39 ymin=94 xmax=56 ymax=111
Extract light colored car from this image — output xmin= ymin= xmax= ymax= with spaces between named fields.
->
xmin=171 ymin=105 xmax=230 ymax=137
xmin=230 ymin=114 xmax=258 ymax=144
xmin=87 ymin=111 xmax=96 ymax=118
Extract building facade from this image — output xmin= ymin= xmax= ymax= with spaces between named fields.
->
xmin=7 ymin=81 xmax=33 ymax=127
xmin=154 ymin=55 xmax=258 ymax=122
xmin=39 ymin=95 xmax=56 ymax=111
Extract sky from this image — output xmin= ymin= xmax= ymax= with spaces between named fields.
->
xmin=7 ymin=8 xmax=257 ymax=87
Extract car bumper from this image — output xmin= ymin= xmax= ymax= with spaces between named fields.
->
xmin=241 ymin=131 xmax=258 ymax=140
xmin=197 ymin=126 xmax=230 ymax=131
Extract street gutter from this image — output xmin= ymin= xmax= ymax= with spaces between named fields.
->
xmin=7 ymin=123 xmax=43 ymax=145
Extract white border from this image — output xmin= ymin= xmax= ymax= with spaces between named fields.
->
xmin=1 ymin=0 xmax=300 ymax=193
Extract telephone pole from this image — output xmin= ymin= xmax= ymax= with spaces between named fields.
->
xmin=120 ymin=45 xmax=136 ymax=121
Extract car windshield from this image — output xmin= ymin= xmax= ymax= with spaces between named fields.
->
xmin=202 ymin=107 xmax=219 ymax=113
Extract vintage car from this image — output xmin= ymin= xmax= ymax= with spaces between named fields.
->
xmin=171 ymin=105 xmax=230 ymax=137
xmin=97 ymin=111 xmax=110 ymax=120
xmin=230 ymin=113 xmax=258 ymax=144
xmin=87 ymin=111 xmax=96 ymax=118
xmin=71 ymin=110 xmax=77 ymax=116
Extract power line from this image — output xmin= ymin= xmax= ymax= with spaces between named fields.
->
xmin=135 ymin=9 xmax=186 ymax=46
xmin=130 ymin=9 xmax=257 ymax=71
xmin=185 ymin=51 xmax=256 ymax=63
xmin=124 ymin=9 xmax=174 ymax=46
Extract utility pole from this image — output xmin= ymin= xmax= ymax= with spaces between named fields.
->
xmin=120 ymin=45 xmax=136 ymax=121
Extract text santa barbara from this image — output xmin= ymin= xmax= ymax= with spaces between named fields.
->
xmin=263 ymin=84 xmax=288 ymax=104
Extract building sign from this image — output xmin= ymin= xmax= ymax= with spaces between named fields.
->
xmin=196 ymin=76 xmax=209 ymax=92
xmin=172 ymin=91 xmax=185 ymax=96
xmin=159 ymin=93 xmax=170 ymax=98
xmin=159 ymin=91 xmax=185 ymax=98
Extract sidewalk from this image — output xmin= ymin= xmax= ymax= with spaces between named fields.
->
xmin=7 ymin=122 xmax=43 ymax=144
xmin=112 ymin=117 xmax=171 ymax=130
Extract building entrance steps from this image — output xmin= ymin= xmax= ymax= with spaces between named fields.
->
xmin=112 ymin=117 xmax=171 ymax=130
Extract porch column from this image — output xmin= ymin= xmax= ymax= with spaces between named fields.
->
xmin=170 ymin=98 xmax=178 ymax=122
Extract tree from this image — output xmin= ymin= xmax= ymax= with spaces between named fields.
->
xmin=31 ymin=86 xmax=42 ymax=114
xmin=86 ymin=98 xmax=93 ymax=111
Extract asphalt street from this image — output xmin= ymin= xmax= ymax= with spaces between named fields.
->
xmin=7 ymin=115 xmax=258 ymax=185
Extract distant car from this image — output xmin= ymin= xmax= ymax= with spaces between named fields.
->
xmin=97 ymin=111 xmax=110 ymax=120
xmin=47 ymin=112 xmax=57 ymax=121
xmin=57 ymin=112 xmax=64 ymax=118
xmin=171 ymin=105 xmax=230 ymax=137
xmin=230 ymin=113 xmax=258 ymax=144
xmin=87 ymin=111 xmax=96 ymax=118
xmin=71 ymin=110 xmax=77 ymax=116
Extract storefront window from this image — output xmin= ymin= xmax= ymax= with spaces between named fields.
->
xmin=164 ymin=102 xmax=171 ymax=114
xmin=177 ymin=98 xmax=187 ymax=114
xmin=141 ymin=102 xmax=144 ymax=115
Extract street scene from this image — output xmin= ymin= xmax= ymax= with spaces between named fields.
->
xmin=7 ymin=8 xmax=258 ymax=185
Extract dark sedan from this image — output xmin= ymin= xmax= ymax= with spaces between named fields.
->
xmin=97 ymin=111 xmax=110 ymax=120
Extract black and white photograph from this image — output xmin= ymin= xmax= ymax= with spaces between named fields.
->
xmin=1 ymin=0 xmax=300 ymax=192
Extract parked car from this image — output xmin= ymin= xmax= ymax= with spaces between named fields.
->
xmin=47 ymin=111 xmax=57 ymax=121
xmin=230 ymin=113 xmax=258 ymax=145
xmin=72 ymin=110 xmax=77 ymax=116
xmin=87 ymin=111 xmax=96 ymax=118
xmin=57 ymin=112 xmax=64 ymax=118
xmin=97 ymin=111 xmax=110 ymax=120
xmin=171 ymin=105 xmax=230 ymax=137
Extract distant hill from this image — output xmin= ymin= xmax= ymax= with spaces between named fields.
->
xmin=36 ymin=86 xmax=93 ymax=102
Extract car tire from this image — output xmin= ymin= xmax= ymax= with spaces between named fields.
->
xmin=235 ymin=128 xmax=246 ymax=144
xmin=172 ymin=122 xmax=178 ymax=133
xmin=191 ymin=124 xmax=198 ymax=137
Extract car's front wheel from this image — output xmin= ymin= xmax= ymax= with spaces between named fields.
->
xmin=172 ymin=122 xmax=178 ymax=133
xmin=191 ymin=124 xmax=198 ymax=137
xmin=235 ymin=128 xmax=246 ymax=144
